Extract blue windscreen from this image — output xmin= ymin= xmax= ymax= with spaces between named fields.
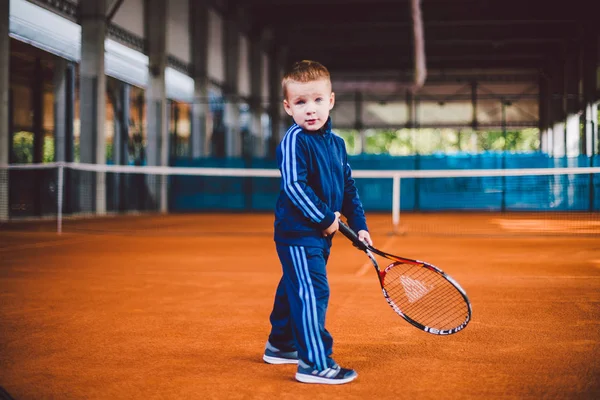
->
xmin=169 ymin=154 xmax=600 ymax=213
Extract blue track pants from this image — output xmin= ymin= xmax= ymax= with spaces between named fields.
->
xmin=267 ymin=244 xmax=335 ymax=370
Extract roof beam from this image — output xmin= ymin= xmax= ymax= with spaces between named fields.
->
xmin=106 ymin=0 xmax=124 ymax=23
xmin=281 ymin=19 xmax=578 ymax=30
xmin=249 ymin=1 xmax=586 ymax=26
xmin=287 ymin=38 xmax=565 ymax=50
xmin=288 ymin=53 xmax=545 ymax=72
xmin=287 ymin=43 xmax=554 ymax=63
xmin=282 ymin=22 xmax=579 ymax=39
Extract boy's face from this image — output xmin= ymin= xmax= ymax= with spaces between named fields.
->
xmin=283 ymin=79 xmax=335 ymax=131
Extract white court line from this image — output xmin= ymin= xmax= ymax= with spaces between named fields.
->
xmin=354 ymin=236 xmax=397 ymax=277
xmin=0 ymin=236 xmax=96 ymax=253
xmin=511 ymin=275 xmax=600 ymax=279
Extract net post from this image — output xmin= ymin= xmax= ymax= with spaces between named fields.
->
xmin=160 ymin=174 xmax=168 ymax=213
xmin=0 ymin=166 xmax=7 ymax=222
xmin=57 ymin=163 xmax=64 ymax=234
xmin=392 ymin=175 xmax=401 ymax=234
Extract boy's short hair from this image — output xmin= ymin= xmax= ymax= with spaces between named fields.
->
xmin=282 ymin=60 xmax=331 ymax=99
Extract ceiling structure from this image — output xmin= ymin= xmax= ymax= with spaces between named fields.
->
xmin=7 ymin=0 xmax=597 ymax=142
xmin=242 ymin=0 xmax=596 ymax=80
xmin=22 ymin=0 xmax=598 ymax=84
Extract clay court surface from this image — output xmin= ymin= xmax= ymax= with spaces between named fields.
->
xmin=1 ymin=213 xmax=599 ymax=399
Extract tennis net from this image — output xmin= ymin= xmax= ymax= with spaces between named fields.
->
xmin=1 ymin=162 xmax=599 ymax=236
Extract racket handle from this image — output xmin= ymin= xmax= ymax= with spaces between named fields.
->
xmin=338 ymin=220 xmax=368 ymax=251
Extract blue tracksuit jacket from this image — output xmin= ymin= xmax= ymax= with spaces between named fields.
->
xmin=273 ymin=118 xmax=368 ymax=247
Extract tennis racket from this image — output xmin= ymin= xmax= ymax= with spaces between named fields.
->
xmin=338 ymin=220 xmax=471 ymax=335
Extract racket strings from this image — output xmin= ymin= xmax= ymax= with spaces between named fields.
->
xmin=388 ymin=279 xmax=467 ymax=329
xmin=406 ymin=284 xmax=464 ymax=315
xmin=387 ymin=280 xmax=467 ymax=330
xmin=383 ymin=263 xmax=469 ymax=330
xmin=401 ymin=285 xmax=463 ymax=319
xmin=389 ymin=277 xmax=467 ymax=327
xmin=387 ymin=282 xmax=465 ymax=326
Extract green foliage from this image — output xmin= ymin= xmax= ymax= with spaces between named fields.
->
xmin=366 ymin=130 xmax=398 ymax=154
xmin=337 ymin=127 xmax=540 ymax=155
xmin=12 ymin=132 xmax=55 ymax=163
xmin=106 ymin=142 xmax=113 ymax=162
xmin=478 ymin=128 xmax=540 ymax=152
xmin=12 ymin=131 xmax=34 ymax=163
xmin=43 ymin=136 xmax=54 ymax=163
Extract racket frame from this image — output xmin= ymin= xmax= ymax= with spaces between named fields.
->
xmin=338 ymin=220 xmax=472 ymax=335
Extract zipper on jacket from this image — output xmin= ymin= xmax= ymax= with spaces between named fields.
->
xmin=325 ymin=134 xmax=335 ymax=207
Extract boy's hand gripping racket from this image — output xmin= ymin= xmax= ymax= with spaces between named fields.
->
xmin=338 ymin=220 xmax=471 ymax=335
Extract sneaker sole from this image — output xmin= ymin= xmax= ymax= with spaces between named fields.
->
xmin=263 ymin=354 xmax=298 ymax=365
xmin=295 ymin=372 xmax=358 ymax=385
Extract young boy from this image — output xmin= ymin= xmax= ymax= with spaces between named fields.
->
xmin=263 ymin=60 xmax=373 ymax=385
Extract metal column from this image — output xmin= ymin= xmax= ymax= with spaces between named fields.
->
xmin=0 ymin=0 xmax=9 ymax=221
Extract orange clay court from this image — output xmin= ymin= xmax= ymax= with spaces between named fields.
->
xmin=1 ymin=213 xmax=599 ymax=399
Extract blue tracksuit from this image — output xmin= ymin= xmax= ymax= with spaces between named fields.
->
xmin=268 ymin=117 xmax=368 ymax=371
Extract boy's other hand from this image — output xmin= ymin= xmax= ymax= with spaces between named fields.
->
xmin=357 ymin=230 xmax=373 ymax=246
xmin=322 ymin=212 xmax=341 ymax=237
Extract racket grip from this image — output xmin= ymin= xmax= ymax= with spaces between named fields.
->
xmin=338 ymin=220 xmax=368 ymax=251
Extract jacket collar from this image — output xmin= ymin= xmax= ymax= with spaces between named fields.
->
xmin=320 ymin=117 xmax=333 ymax=135
xmin=298 ymin=117 xmax=332 ymax=135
